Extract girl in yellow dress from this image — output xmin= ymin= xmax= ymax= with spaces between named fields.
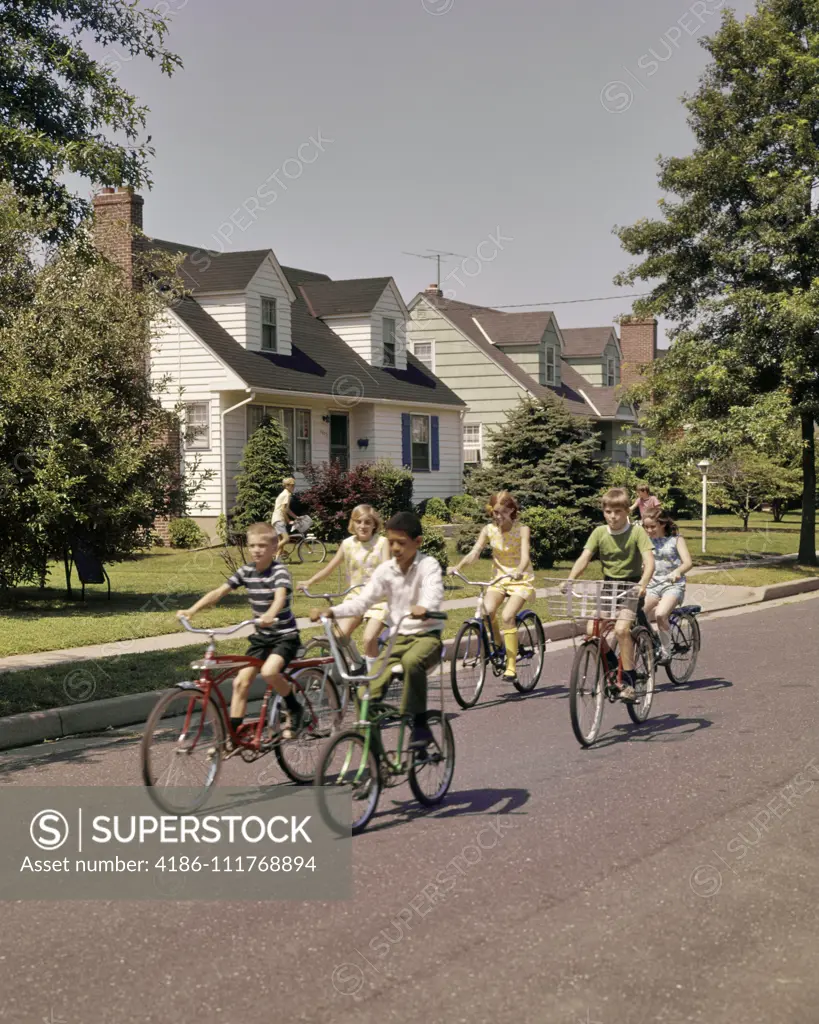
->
xmin=450 ymin=490 xmax=535 ymax=683
xmin=299 ymin=504 xmax=390 ymax=667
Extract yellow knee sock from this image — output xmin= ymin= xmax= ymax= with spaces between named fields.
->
xmin=501 ymin=627 xmax=519 ymax=675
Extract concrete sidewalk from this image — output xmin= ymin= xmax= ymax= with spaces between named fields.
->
xmin=0 ymin=574 xmax=817 ymax=753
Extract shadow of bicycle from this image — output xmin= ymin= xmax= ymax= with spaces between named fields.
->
xmin=360 ymin=786 xmax=531 ymax=837
xmin=588 ymin=712 xmax=713 ymax=750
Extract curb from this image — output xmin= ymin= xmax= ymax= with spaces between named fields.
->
xmin=2 ymin=575 xmax=818 ymax=754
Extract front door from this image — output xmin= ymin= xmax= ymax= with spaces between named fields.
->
xmin=329 ymin=413 xmax=349 ymax=470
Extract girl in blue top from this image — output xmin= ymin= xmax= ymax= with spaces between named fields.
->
xmin=642 ymin=509 xmax=694 ymax=663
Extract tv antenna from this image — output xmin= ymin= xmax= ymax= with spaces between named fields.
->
xmin=402 ymin=249 xmax=470 ymax=289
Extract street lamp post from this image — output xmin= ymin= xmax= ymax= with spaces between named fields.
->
xmin=697 ymin=459 xmax=711 ymax=554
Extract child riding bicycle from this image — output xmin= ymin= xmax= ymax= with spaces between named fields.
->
xmin=271 ymin=476 xmax=297 ymax=548
xmin=177 ymin=521 xmax=304 ymax=740
xmin=641 ymin=508 xmax=693 ymax=663
xmin=299 ymin=503 xmax=390 ymax=669
xmin=566 ymin=487 xmax=655 ymax=702
xmin=309 ymin=510 xmax=444 ymax=751
xmin=449 ymin=490 xmax=534 ymax=685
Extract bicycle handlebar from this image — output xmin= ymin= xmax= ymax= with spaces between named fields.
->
xmin=298 ymin=584 xmax=363 ymax=600
xmin=177 ymin=616 xmax=259 ymax=636
xmin=447 ymin=570 xmax=516 ymax=588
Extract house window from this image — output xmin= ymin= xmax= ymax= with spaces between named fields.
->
xmin=247 ymin=404 xmax=312 ymax=468
xmin=463 ymin=423 xmax=482 ymax=464
xmin=261 ymin=298 xmax=277 ymax=352
xmin=606 ymin=356 xmax=616 ymax=387
xmin=184 ymin=402 xmax=209 ymax=449
xmin=545 ymin=345 xmax=557 ymax=385
xmin=413 ymin=340 xmax=435 ymax=372
xmin=383 ymin=317 xmax=396 ymax=367
xmin=411 ymin=414 xmax=430 ymax=472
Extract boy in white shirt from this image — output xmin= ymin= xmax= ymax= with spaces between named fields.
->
xmin=309 ymin=511 xmax=444 ymax=750
xmin=271 ymin=476 xmax=296 ymax=544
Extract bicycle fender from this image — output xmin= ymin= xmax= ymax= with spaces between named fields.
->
xmin=175 ymin=681 xmax=202 ymax=690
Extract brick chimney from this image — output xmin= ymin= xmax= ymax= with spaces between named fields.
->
xmin=425 ymin=284 xmax=443 ymax=297
xmin=92 ymin=186 xmax=144 ymax=289
xmin=619 ymin=317 xmax=657 ymax=389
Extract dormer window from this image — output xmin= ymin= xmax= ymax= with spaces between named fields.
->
xmin=545 ymin=345 xmax=557 ymax=385
xmin=383 ymin=317 xmax=396 ymax=367
xmin=606 ymin=356 xmax=616 ymax=386
xmin=262 ymin=298 xmax=277 ymax=352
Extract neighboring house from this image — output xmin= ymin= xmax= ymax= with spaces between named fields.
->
xmin=407 ymin=289 xmax=649 ymax=467
xmin=92 ymin=189 xmax=465 ymax=540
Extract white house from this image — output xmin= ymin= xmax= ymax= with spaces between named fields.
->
xmin=93 ymin=189 xmax=466 ymax=540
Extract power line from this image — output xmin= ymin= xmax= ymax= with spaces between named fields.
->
xmin=484 ymin=292 xmax=652 ymax=309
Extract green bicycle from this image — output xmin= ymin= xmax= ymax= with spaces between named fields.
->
xmin=313 ymin=610 xmax=455 ymax=835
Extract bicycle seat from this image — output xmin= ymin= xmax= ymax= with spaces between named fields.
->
xmin=677 ymin=604 xmax=702 ymax=615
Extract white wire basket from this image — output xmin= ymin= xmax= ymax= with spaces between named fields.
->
xmin=542 ymin=578 xmax=641 ymax=622
xmin=292 ymin=514 xmax=313 ymax=534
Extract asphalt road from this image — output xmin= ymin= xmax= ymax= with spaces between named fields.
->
xmin=1 ymin=595 xmax=818 ymax=1024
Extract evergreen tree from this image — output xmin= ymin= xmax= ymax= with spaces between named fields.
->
xmin=465 ymin=396 xmax=605 ymax=511
xmin=232 ymin=418 xmax=293 ymax=530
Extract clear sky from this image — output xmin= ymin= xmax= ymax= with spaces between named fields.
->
xmin=89 ymin=0 xmax=759 ymax=345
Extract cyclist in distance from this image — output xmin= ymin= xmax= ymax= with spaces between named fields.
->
xmin=641 ymin=508 xmax=693 ymax=664
xmin=449 ymin=490 xmax=535 ymax=686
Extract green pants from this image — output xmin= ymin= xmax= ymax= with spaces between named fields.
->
xmin=360 ymin=632 xmax=443 ymax=716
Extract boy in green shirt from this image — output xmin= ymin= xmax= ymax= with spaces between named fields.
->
xmin=566 ymin=487 xmax=655 ymax=701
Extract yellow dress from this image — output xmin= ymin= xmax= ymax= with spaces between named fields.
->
xmin=486 ymin=521 xmax=535 ymax=601
xmin=341 ymin=535 xmax=389 ymax=622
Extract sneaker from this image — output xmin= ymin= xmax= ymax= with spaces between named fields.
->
xmin=618 ymin=684 xmax=638 ymax=703
xmin=502 ymin=670 xmax=518 ymax=684
xmin=408 ymin=723 xmax=435 ymax=751
xmin=281 ymin=704 xmax=304 ymax=740
xmin=658 ymin=648 xmax=670 ymax=666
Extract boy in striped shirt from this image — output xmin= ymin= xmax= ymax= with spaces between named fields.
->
xmin=178 ymin=522 xmax=303 ymax=738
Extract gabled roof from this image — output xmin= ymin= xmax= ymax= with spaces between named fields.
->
xmin=168 ymin=293 xmax=465 ymax=408
xmin=472 ymin=310 xmax=554 ymax=346
xmin=417 ymin=295 xmax=590 ymax=417
xmin=298 ymin=277 xmax=394 ymax=318
xmin=152 ymin=238 xmax=271 ymax=294
xmin=560 ymin=365 xmax=632 ymax=419
xmin=562 ymin=326 xmax=619 ymax=358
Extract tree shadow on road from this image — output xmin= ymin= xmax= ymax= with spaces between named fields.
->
xmin=361 ymin=786 xmax=531 ymax=837
xmin=0 ymin=729 xmax=141 ymax=777
xmin=452 ymin=682 xmax=567 ymax=715
xmin=588 ymin=712 xmax=713 ymax=750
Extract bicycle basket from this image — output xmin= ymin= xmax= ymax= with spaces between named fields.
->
xmin=293 ymin=514 xmax=313 ymax=534
xmin=542 ymin=579 xmax=640 ymax=621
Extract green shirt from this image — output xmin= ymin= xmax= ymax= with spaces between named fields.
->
xmin=584 ymin=523 xmax=652 ymax=580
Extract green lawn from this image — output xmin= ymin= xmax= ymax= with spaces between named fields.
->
xmin=690 ymin=564 xmax=818 ymax=587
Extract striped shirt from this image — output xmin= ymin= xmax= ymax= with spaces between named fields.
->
xmin=226 ymin=561 xmax=297 ymax=639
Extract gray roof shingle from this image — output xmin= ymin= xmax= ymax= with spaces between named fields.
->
xmin=562 ymin=327 xmax=617 ymax=358
xmin=472 ymin=310 xmax=554 ymax=346
xmin=298 ymin=277 xmax=393 ymax=317
xmin=152 ymin=238 xmax=271 ymax=294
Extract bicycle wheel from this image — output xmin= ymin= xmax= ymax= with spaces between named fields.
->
xmin=666 ymin=612 xmax=700 ymax=685
xmin=569 ymin=640 xmax=605 ymax=747
xmin=298 ymin=538 xmax=327 ymax=563
xmin=512 ymin=611 xmax=546 ymax=693
xmin=142 ymin=687 xmax=224 ymax=814
xmin=408 ymin=711 xmax=455 ymax=806
xmin=314 ymin=730 xmax=381 ymax=835
xmin=627 ymin=627 xmax=656 ymax=724
xmin=450 ymin=621 xmax=487 ymax=709
xmin=274 ymin=669 xmax=342 ymax=784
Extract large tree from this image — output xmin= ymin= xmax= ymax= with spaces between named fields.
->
xmin=616 ymin=0 xmax=819 ymax=564
xmin=465 ymin=396 xmax=606 ymax=511
xmin=0 ymin=0 xmax=181 ymax=240
xmin=0 ymin=187 xmax=197 ymax=594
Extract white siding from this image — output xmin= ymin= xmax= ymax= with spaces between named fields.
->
xmin=197 ymin=293 xmax=247 ymax=347
xmin=323 ymin=315 xmax=372 ymax=363
xmin=371 ymin=405 xmax=462 ymax=502
xmin=150 ymin=312 xmax=244 ymax=516
xmin=371 ymin=284 xmax=408 ymax=370
xmin=244 ymin=257 xmax=294 ymax=356
xmin=350 ymin=404 xmax=376 ymax=467
xmin=566 ymin=338 xmax=621 ymax=386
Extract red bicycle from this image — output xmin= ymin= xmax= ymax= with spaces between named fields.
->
xmin=141 ymin=617 xmax=341 ymax=814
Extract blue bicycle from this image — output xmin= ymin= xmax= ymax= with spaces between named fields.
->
xmin=638 ymin=600 xmax=702 ymax=685
xmin=448 ymin=571 xmax=547 ymax=708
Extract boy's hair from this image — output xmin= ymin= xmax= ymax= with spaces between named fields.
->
xmin=601 ymin=487 xmax=630 ymax=510
xmin=485 ymin=490 xmax=520 ymax=520
xmin=642 ymin=508 xmax=678 ymax=536
xmin=385 ymin=511 xmax=423 ymax=539
xmin=246 ymin=522 xmax=278 ymax=543
xmin=348 ymin=504 xmax=383 ymax=535
xmin=282 ymin=477 xmax=296 ymax=488
xmin=636 ymin=482 xmax=651 ymax=494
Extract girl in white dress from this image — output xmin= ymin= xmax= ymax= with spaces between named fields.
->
xmin=299 ymin=504 xmax=390 ymax=664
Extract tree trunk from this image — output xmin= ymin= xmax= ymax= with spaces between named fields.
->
xmin=798 ymin=413 xmax=817 ymax=565
xmin=63 ymin=548 xmax=73 ymax=600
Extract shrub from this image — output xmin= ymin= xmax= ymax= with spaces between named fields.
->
xmin=215 ymin=513 xmax=229 ymax=546
xmin=423 ymin=497 xmax=450 ymax=522
xmin=298 ymin=460 xmax=414 ymax=543
xmin=520 ymin=506 xmax=591 ymax=570
xmin=421 ymin=513 xmax=447 ymax=529
xmin=232 ymin=417 xmax=293 ymax=529
xmin=447 ymin=493 xmax=484 ymax=522
xmin=454 ymin=521 xmax=481 ymax=556
xmin=420 ymin=526 xmax=448 ymax=574
xmin=168 ymin=518 xmax=207 ymax=550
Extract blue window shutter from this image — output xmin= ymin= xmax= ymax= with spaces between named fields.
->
xmin=431 ymin=415 xmax=440 ymax=471
xmin=401 ymin=413 xmax=412 ymax=468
